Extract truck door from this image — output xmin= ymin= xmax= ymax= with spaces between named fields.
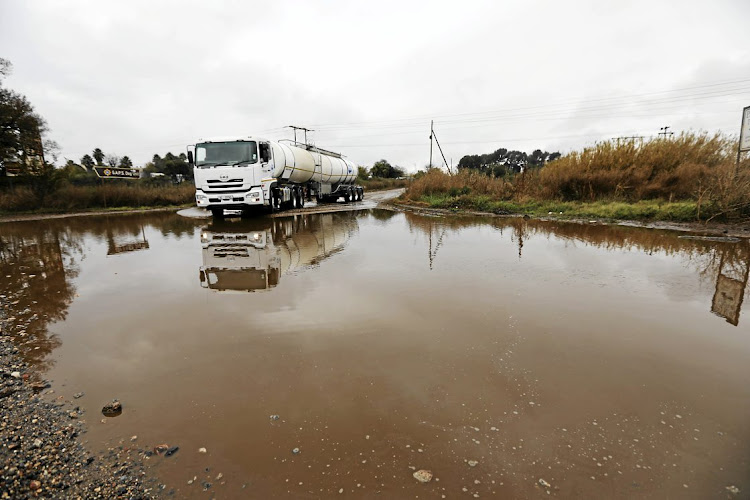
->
xmin=259 ymin=142 xmax=273 ymax=179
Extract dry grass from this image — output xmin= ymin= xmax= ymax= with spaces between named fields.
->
xmin=0 ymin=183 xmax=195 ymax=213
xmin=403 ymin=132 xmax=750 ymax=220
xmin=406 ymin=169 xmax=515 ymax=200
xmin=535 ymin=132 xmax=743 ymax=202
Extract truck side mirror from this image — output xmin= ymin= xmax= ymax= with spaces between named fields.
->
xmin=187 ymin=150 xmax=194 ymax=167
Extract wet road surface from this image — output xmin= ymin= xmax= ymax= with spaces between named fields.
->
xmin=1 ymin=210 xmax=749 ymax=498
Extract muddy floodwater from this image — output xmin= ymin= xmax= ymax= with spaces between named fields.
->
xmin=2 ymin=209 xmax=749 ymax=498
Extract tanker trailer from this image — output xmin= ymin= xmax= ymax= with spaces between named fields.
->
xmin=199 ymin=212 xmax=358 ymax=292
xmin=187 ymin=136 xmax=364 ymax=218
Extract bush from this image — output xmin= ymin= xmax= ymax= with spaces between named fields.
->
xmin=0 ymin=182 xmax=195 ymax=213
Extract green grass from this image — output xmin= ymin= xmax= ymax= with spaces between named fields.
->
xmin=412 ymin=194 xmax=704 ymax=222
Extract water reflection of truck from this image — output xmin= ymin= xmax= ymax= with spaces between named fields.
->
xmin=187 ymin=136 xmax=364 ymax=218
xmin=199 ymin=213 xmax=357 ymax=292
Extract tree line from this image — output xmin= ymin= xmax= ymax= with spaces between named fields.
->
xmin=458 ymin=147 xmax=561 ymax=177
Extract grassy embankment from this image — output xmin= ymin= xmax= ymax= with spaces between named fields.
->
xmin=401 ymin=132 xmax=750 ymax=222
xmin=0 ymin=183 xmax=195 ymax=215
xmin=358 ymin=177 xmax=410 ymax=191
xmin=0 ymin=176 xmax=407 ymax=216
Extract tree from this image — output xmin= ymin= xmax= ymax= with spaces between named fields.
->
xmin=93 ymin=148 xmax=104 ymax=166
xmin=357 ymin=166 xmax=369 ymax=179
xmin=80 ymin=154 xmax=94 ymax=170
xmin=119 ymin=156 xmax=133 ymax=168
xmin=146 ymin=151 xmax=191 ymax=181
xmin=0 ymin=59 xmax=48 ymax=176
xmin=370 ymin=159 xmax=404 ymax=178
xmin=105 ymin=154 xmax=120 ymax=167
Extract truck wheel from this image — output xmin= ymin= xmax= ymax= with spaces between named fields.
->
xmin=297 ymin=189 xmax=305 ymax=208
xmin=343 ymin=189 xmax=350 ymax=203
xmin=359 ymin=188 xmax=364 ymax=200
xmin=211 ymin=208 xmax=224 ymax=219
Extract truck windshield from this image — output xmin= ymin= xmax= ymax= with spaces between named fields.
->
xmin=195 ymin=141 xmax=258 ymax=167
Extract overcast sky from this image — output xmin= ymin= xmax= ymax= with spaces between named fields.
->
xmin=1 ymin=0 xmax=749 ymax=171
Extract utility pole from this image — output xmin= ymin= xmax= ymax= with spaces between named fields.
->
xmin=658 ymin=126 xmax=674 ymax=139
xmin=430 ymin=123 xmax=452 ymax=174
xmin=287 ymin=125 xmax=314 ymax=145
xmin=429 ymin=120 xmax=433 ymax=170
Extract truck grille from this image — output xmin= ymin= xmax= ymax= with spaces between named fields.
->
xmin=204 ymin=184 xmax=243 ymax=190
xmin=207 ymin=179 xmax=242 ymax=183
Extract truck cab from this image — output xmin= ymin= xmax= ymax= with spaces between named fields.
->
xmin=191 ymin=138 xmax=276 ymax=216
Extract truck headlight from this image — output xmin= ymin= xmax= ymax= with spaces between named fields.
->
xmin=196 ymin=194 xmax=207 ymax=201
xmin=246 ymin=191 xmax=260 ymax=198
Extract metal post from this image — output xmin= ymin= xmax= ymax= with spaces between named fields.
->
xmin=429 ymin=120 xmax=433 ymax=170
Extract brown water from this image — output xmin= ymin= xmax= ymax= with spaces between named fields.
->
xmin=1 ymin=210 xmax=749 ymax=498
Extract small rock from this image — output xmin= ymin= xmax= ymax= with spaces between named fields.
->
xmin=539 ymin=478 xmax=551 ymax=488
xmin=339 ymin=488 xmax=344 ymax=494
xmin=10 ymin=371 xmax=20 ymax=379
xmin=130 ymin=435 xmax=138 ymax=442
xmin=413 ymin=470 xmax=433 ymax=483
xmin=102 ymin=400 xmax=122 ymax=417
xmin=726 ymin=485 xmax=740 ymax=495
xmin=270 ymin=414 xmax=280 ymax=421
xmin=216 ymin=473 xmax=223 ymax=480
xmin=468 ymin=460 xmax=479 ymax=467
xmin=29 ymin=480 xmax=41 ymax=491
xmin=292 ymin=447 xmax=300 ymax=454
xmin=73 ymin=392 xmax=84 ymax=399
xmin=32 ymin=439 xmax=42 ymax=448
xmin=198 ymin=447 xmax=207 ymax=454
xmin=165 ymin=446 xmax=179 ymax=457
xmin=154 ymin=444 xmax=169 ymax=455
xmin=69 ymin=411 xmax=79 ymax=419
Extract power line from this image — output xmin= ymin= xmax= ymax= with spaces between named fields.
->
xmin=309 ymin=77 xmax=750 ymax=130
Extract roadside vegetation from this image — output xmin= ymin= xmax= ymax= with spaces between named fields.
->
xmin=402 ymin=132 xmax=750 ymax=222
xmin=0 ymin=182 xmax=195 ymax=214
xmin=357 ymin=159 xmax=410 ymax=191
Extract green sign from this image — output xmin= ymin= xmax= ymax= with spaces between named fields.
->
xmin=94 ymin=166 xmax=140 ymax=179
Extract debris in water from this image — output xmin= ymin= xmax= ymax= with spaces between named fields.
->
xmin=726 ymin=485 xmax=740 ymax=495
xmin=270 ymin=414 xmax=280 ymax=421
xmin=539 ymin=478 xmax=551 ymax=488
xmin=198 ymin=447 xmax=207 ymax=454
xmin=468 ymin=460 xmax=479 ymax=467
xmin=73 ymin=392 xmax=84 ymax=399
xmin=102 ymin=400 xmax=122 ymax=417
xmin=292 ymin=447 xmax=300 ymax=454
xmin=413 ymin=470 xmax=433 ymax=483
xmin=165 ymin=446 xmax=179 ymax=457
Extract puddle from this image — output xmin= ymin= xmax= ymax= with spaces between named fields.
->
xmin=1 ymin=211 xmax=748 ymax=498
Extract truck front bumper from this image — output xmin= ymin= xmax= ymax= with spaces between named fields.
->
xmin=195 ymin=188 xmax=266 ymax=208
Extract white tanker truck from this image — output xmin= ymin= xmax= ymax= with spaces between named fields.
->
xmin=187 ymin=136 xmax=364 ymax=217
xmin=199 ymin=213 xmax=357 ymax=292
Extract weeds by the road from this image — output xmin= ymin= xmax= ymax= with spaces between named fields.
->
xmin=0 ymin=183 xmax=195 ymax=213
xmin=359 ymin=177 xmax=410 ymax=191
xmin=403 ymin=132 xmax=750 ymax=221
xmin=411 ymin=194 xmax=701 ymax=221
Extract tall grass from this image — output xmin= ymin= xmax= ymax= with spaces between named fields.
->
xmin=403 ymin=132 xmax=750 ymax=220
xmin=0 ymin=183 xmax=195 ymax=213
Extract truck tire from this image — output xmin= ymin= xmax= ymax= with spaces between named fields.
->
xmin=343 ymin=189 xmax=350 ymax=203
xmin=297 ymin=188 xmax=305 ymax=208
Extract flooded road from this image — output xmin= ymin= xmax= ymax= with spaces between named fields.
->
xmin=1 ymin=210 xmax=749 ymax=498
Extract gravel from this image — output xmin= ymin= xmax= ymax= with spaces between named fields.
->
xmin=1 ymin=298 xmax=157 ymax=499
